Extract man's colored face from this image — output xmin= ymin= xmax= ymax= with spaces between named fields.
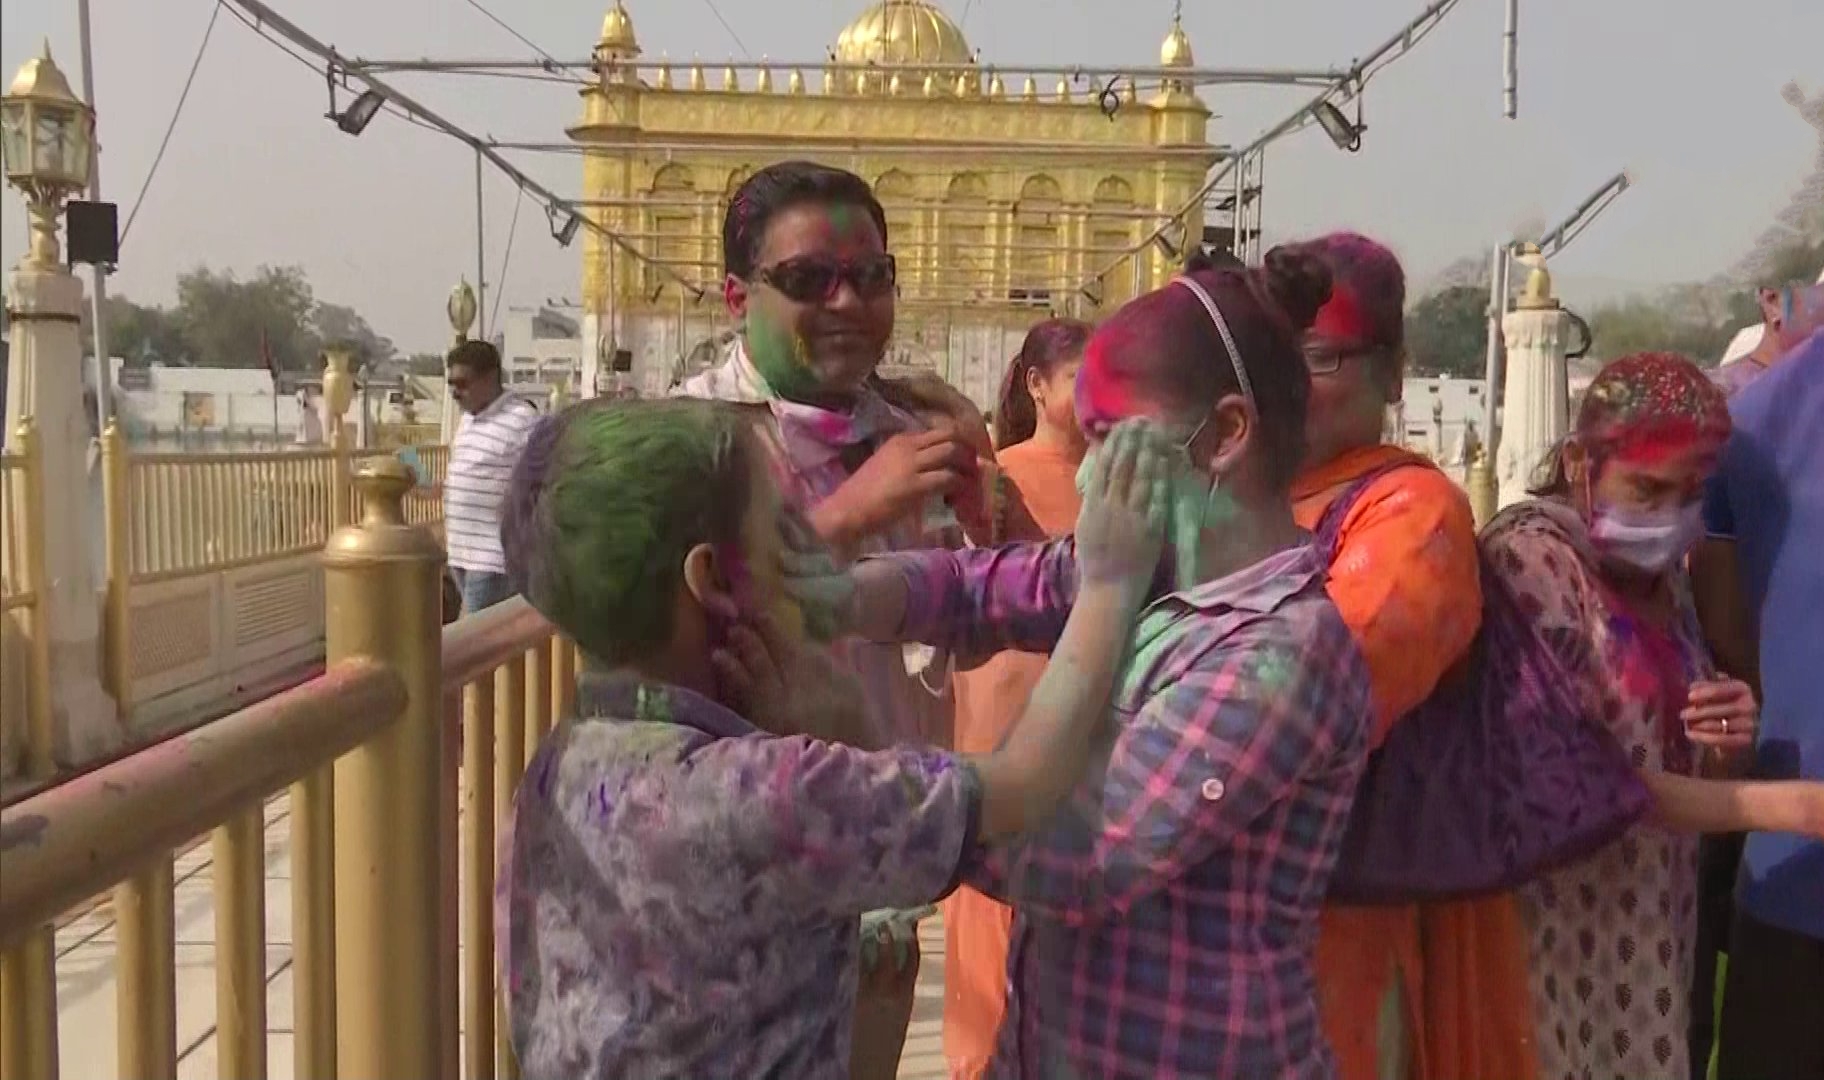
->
xmin=725 ymin=202 xmax=895 ymax=403
xmin=448 ymin=362 xmax=501 ymax=415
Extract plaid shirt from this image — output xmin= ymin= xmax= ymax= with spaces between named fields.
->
xmin=872 ymin=539 xmax=1372 ymax=1079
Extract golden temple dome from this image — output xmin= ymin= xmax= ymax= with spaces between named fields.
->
xmin=596 ymin=2 xmax=640 ymax=58
xmin=834 ymin=1 xmax=974 ymax=68
xmin=1160 ymin=10 xmax=1194 ymax=68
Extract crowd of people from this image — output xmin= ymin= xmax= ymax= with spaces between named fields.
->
xmin=470 ymin=159 xmax=1824 ymax=1079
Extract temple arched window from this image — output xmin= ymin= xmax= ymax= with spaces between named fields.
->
xmin=1012 ymin=175 xmax=1063 ymax=306
xmin=874 ymin=170 xmax=917 ymax=292
xmin=1090 ymin=176 xmax=1138 ymax=308
xmin=942 ymin=172 xmax=991 ymax=301
xmin=647 ymin=164 xmax=698 ymax=297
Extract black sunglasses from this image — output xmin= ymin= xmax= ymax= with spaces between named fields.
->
xmin=753 ymin=254 xmax=897 ymax=304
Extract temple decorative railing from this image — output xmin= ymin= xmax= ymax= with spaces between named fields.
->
xmin=97 ymin=424 xmax=448 ymax=734
xmin=0 ymin=421 xmax=55 ymax=778
xmin=0 ymin=460 xmax=574 ymax=1080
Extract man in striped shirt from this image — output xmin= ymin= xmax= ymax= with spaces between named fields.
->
xmin=445 ymin=340 xmax=540 ymax=615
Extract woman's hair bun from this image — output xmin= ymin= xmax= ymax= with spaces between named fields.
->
xmin=1258 ymin=244 xmax=1334 ymax=331
xmin=1182 ymin=247 xmax=1246 ymax=275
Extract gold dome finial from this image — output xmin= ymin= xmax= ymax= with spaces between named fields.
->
xmin=688 ymin=57 xmax=706 ymax=91
xmin=1160 ymin=1 xmax=1193 ymax=68
xmin=1021 ymin=75 xmax=1038 ymax=101
xmin=789 ymin=68 xmax=806 ymax=94
xmin=595 ymin=2 xmax=641 ymax=60
xmin=722 ymin=64 xmax=739 ymax=91
xmin=833 ymin=1 xmax=975 ymax=69
xmin=889 ymin=72 xmax=905 ymax=96
xmin=655 ymin=53 xmax=672 ymax=90
xmin=756 ymin=58 xmax=773 ymax=92
xmin=921 ymin=73 xmax=938 ymax=97
xmin=1055 ymin=78 xmax=1072 ymax=103
xmin=1513 ymin=242 xmax=1559 ymax=310
xmin=988 ymin=70 xmax=1006 ymax=98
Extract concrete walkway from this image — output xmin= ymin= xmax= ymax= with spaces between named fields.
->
xmin=49 ymin=798 xmax=950 ymax=1079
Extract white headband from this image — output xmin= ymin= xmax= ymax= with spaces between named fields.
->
xmin=1172 ymin=275 xmax=1256 ymax=405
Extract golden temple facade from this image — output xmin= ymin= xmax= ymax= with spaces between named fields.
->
xmin=570 ymin=1 xmax=1222 ymax=403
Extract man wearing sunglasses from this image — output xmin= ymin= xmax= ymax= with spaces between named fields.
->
xmin=674 ymin=160 xmax=991 ymax=1072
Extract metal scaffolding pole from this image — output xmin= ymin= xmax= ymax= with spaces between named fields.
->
xmin=1074 ymin=0 xmax=1465 ymax=295
xmin=219 ymin=0 xmax=705 ymax=297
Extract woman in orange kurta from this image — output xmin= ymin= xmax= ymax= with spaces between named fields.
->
xmin=941 ymin=318 xmax=1091 ymax=1079
xmin=1291 ymin=233 xmax=1536 ymax=1080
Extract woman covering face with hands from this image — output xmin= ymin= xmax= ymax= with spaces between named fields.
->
xmin=492 ymin=397 xmax=1169 ymax=1080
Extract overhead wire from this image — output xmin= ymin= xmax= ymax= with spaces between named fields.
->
xmin=461 ymin=0 xmax=567 ymax=70
xmin=490 ymin=185 xmax=525 ymax=330
xmin=217 ymin=0 xmax=707 ymax=297
xmin=699 ymin=0 xmax=752 ymax=60
xmin=1072 ymin=0 xmax=1463 ymax=293
xmin=122 ymin=0 xmax=223 ymax=243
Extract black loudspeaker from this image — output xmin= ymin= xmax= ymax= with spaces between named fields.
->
xmin=611 ymin=348 xmax=633 ymax=373
xmin=66 ymin=201 xmax=120 ymax=268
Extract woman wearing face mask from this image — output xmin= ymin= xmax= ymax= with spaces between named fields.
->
xmin=1487 ymin=353 xmax=1767 ymax=1080
xmin=849 ymin=250 xmax=1384 ymax=1078
xmin=943 ymin=318 xmax=1092 ymax=1079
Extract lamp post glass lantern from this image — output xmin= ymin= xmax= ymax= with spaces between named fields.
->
xmin=1 ymin=42 xmax=96 ymax=268
xmin=447 ymin=278 xmax=478 ymax=344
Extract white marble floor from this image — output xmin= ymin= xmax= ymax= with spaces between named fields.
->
xmin=47 ymin=797 xmax=951 ymax=1079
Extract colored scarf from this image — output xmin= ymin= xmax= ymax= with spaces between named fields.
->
xmin=1577 ymin=352 xmax=1731 ymax=464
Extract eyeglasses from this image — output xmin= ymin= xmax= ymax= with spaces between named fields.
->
xmin=1301 ymin=343 xmax=1382 ymax=376
xmin=753 ymin=254 xmax=897 ymax=304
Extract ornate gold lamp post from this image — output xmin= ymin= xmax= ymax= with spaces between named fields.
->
xmin=441 ymin=279 xmax=477 ymax=443
xmin=1 ymin=42 xmax=119 ymax=768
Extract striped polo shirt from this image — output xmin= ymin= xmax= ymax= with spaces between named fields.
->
xmin=445 ymin=392 xmax=540 ymax=574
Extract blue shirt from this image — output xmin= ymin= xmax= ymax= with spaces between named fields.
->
xmin=1702 ymin=329 xmax=1824 ymax=940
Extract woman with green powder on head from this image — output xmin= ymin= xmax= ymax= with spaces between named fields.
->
xmin=493 ymin=396 xmax=1173 ymax=1079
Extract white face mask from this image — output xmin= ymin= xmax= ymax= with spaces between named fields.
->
xmin=1589 ymin=502 xmax=1705 ymax=575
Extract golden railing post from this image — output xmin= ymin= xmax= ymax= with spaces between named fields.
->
xmin=461 ymin=673 xmax=498 ymax=1080
xmin=1467 ymin=445 xmax=1498 ymax=530
xmin=291 ymin=762 xmax=337 ymax=1080
xmin=324 ymin=458 xmax=449 ymax=1079
xmin=16 ymin=421 xmax=55 ymax=778
xmin=0 ymin=926 xmax=59 ymax=1080
xmin=101 ymin=422 xmax=133 ymax=722
xmin=116 ymin=857 xmax=177 ymax=1080
xmin=213 ymin=809 xmax=267 ymax=1077
xmin=493 ymin=657 xmax=526 ymax=1080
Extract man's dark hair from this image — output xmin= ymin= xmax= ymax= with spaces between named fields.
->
xmin=722 ymin=161 xmax=889 ymax=280
xmin=448 ymin=339 xmax=502 ymax=377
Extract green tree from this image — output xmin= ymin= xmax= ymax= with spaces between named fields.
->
xmin=173 ymin=264 xmax=318 ymax=372
xmin=81 ymin=295 xmax=189 ymax=365
xmin=310 ymin=301 xmax=395 ymax=371
xmin=1405 ymin=284 xmax=1489 ymax=378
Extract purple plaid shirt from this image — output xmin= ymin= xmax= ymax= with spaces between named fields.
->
xmin=871 ymin=539 xmax=1372 ymax=1079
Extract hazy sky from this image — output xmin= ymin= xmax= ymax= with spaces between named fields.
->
xmin=1 ymin=0 xmax=1819 ymax=354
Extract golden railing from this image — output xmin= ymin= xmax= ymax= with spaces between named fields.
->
xmin=0 ymin=459 xmax=576 ymax=1080
xmin=0 ymin=420 xmax=55 ymax=777
xmin=97 ymin=424 xmax=449 ymax=723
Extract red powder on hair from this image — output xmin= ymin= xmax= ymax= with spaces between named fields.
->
xmin=1310 ymin=286 xmax=1375 ymax=343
